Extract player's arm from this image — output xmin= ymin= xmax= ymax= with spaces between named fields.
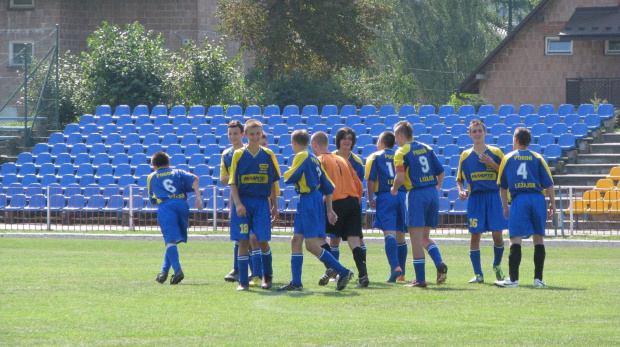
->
xmin=229 ymin=151 xmax=245 ymax=216
xmin=545 ymin=185 xmax=556 ymax=218
xmin=270 ymin=181 xmax=279 ymax=223
xmin=456 ymin=180 xmax=468 ymax=200
xmin=436 ymin=171 xmax=445 ymax=192
xmin=391 ymin=172 xmax=404 ymax=196
xmin=219 ymin=153 xmax=230 ymax=185
xmin=325 ymin=193 xmax=338 ymax=225
xmin=284 ymin=151 xmax=306 ymax=184
xmin=500 ymin=188 xmax=509 ymax=219
xmin=367 ymin=180 xmax=376 ymax=208
xmin=192 ymin=176 xmax=202 ymax=211
xmin=456 ymin=154 xmax=468 ymax=200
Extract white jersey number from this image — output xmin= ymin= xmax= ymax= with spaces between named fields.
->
xmin=163 ymin=179 xmax=177 ymax=193
xmin=385 ymin=162 xmax=394 ymax=177
xmin=419 ymin=156 xmax=430 ymax=173
xmin=517 ymin=163 xmax=528 ymax=180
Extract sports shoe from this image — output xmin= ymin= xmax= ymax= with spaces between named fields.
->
xmin=155 ymin=272 xmax=168 ymax=284
xmin=336 ymin=270 xmax=354 ymax=291
xmin=404 ymin=280 xmax=427 ymax=288
xmin=534 ymin=279 xmax=547 ymax=287
xmin=249 ymin=276 xmax=261 ymax=287
xmin=386 ymin=266 xmax=403 ymax=283
xmin=236 ymin=283 xmax=249 ymax=291
xmin=436 ymin=263 xmax=448 ymax=285
xmin=494 ymin=279 xmax=518 ymax=288
xmin=357 ymin=275 xmax=370 ymax=288
xmin=277 ymin=282 xmax=303 ymax=291
xmin=397 ymin=275 xmax=406 ymax=282
xmin=261 ymin=275 xmax=273 ymax=290
xmin=224 ymin=269 xmax=238 ymax=282
xmin=318 ymin=268 xmax=338 ymax=286
xmin=468 ymin=275 xmax=484 ymax=284
xmin=169 ymin=270 xmax=184 ymax=285
xmin=493 ymin=265 xmax=505 ymax=281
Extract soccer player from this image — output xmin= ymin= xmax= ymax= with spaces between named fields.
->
xmin=220 ymin=120 xmax=261 ymax=285
xmin=229 ymin=119 xmax=281 ymax=291
xmin=391 ymin=121 xmax=448 ymax=288
xmin=260 ymin=130 xmax=269 ymax=147
xmin=149 ymin=151 xmax=202 ymax=285
xmin=365 ymin=131 xmax=408 ymax=283
xmin=277 ymin=130 xmax=355 ymax=291
xmin=456 ymin=119 xmax=507 ymax=283
xmin=311 ymin=131 xmax=367 ymax=288
xmin=495 ymin=127 xmax=555 ymax=288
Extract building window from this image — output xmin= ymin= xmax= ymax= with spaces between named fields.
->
xmin=9 ymin=0 xmax=35 ymax=9
xmin=545 ymin=37 xmax=572 ymax=56
xmin=9 ymin=42 xmax=33 ymax=66
xmin=605 ymin=40 xmax=620 ymax=55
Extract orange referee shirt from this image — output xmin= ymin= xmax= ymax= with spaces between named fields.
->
xmin=318 ymin=153 xmax=363 ymax=201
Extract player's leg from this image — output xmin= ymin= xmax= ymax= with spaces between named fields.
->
xmin=396 ymin=192 xmax=408 ymax=281
xmin=508 ymin=236 xmax=522 ymax=284
xmin=344 ymin=197 xmax=368 ymax=287
xmin=258 ymin=240 xmax=273 ymax=289
xmin=249 ymin=234 xmax=263 ymax=286
xmin=396 ymin=232 xmax=408 ymax=281
xmin=283 ymin=234 xmax=305 ymax=290
xmin=328 ymin=234 xmax=341 ymax=261
xmin=469 ymin=232 xmax=484 ymax=283
xmin=231 ymin=204 xmax=251 ymax=290
xmin=487 ymin=192 xmax=508 ymax=281
xmin=491 ymin=230 xmax=506 ymax=281
xmin=405 ymin=226 xmax=427 ymax=287
xmin=533 ymin=234 xmax=546 ymax=286
xmin=383 ymin=230 xmax=403 ymax=282
xmin=224 ymin=241 xmax=240 ymax=282
xmin=532 ymin=194 xmax=548 ymax=286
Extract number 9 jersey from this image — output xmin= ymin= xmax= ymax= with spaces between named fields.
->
xmin=394 ymin=140 xmax=444 ymax=190
xmin=147 ymin=168 xmax=196 ymax=204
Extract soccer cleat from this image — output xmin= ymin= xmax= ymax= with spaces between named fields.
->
xmin=236 ymin=283 xmax=249 ymax=291
xmin=494 ymin=279 xmax=518 ymax=288
xmin=261 ymin=275 xmax=273 ymax=290
xmin=386 ymin=266 xmax=403 ymax=283
xmin=403 ymin=280 xmax=427 ymax=288
xmin=169 ymin=270 xmax=184 ymax=285
xmin=277 ymin=282 xmax=303 ymax=291
xmin=318 ymin=268 xmax=338 ymax=286
xmin=397 ymin=275 xmax=406 ymax=282
xmin=357 ymin=275 xmax=370 ymax=288
xmin=249 ymin=276 xmax=261 ymax=287
xmin=155 ymin=272 xmax=168 ymax=284
xmin=468 ymin=275 xmax=484 ymax=284
xmin=436 ymin=263 xmax=448 ymax=285
xmin=224 ymin=269 xmax=238 ymax=282
xmin=336 ymin=270 xmax=355 ymax=291
xmin=534 ymin=279 xmax=547 ymax=287
xmin=493 ymin=265 xmax=505 ymax=281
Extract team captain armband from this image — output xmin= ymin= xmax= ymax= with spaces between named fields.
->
xmin=395 ymin=166 xmax=406 ymax=173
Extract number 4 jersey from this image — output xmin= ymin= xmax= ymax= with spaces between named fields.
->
xmin=497 ymin=149 xmax=553 ymax=199
xmin=147 ymin=168 xmax=196 ymax=204
xmin=394 ymin=140 xmax=444 ymax=190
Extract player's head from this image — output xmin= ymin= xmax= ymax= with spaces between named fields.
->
xmin=378 ymin=131 xmax=395 ymax=150
xmin=151 ymin=151 xmax=170 ymax=169
xmin=244 ymin=119 xmax=263 ymax=146
xmin=310 ymin=131 xmax=329 ymax=155
xmin=260 ymin=130 xmax=268 ymax=147
xmin=291 ymin=129 xmax=309 ymax=153
xmin=227 ymin=120 xmax=244 ymax=146
xmin=513 ymin=127 xmax=532 ymax=148
xmin=393 ymin=120 xmax=413 ymax=145
xmin=335 ymin=127 xmax=356 ymax=151
xmin=468 ymin=119 xmax=487 ymax=144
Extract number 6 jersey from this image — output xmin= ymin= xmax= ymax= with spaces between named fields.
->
xmin=147 ymin=168 xmax=196 ymax=204
xmin=394 ymin=140 xmax=444 ymax=190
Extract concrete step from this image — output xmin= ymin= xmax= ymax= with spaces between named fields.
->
xmin=574 ymin=153 xmax=620 ymax=164
xmin=600 ymin=132 xmax=620 ymax=143
xmin=563 ymin=163 xmax=619 ymax=175
xmin=588 ymin=143 xmax=620 ymax=154
xmin=552 ymin=174 xmax=608 ymax=187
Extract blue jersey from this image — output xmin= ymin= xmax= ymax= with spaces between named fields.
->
xmin=284 ymin=149 xmax=335 ymax=196
xmin=394 ymin=141 xmax=444 ymax=190
xmin=147 ymin=168 xmax=196 ymax=204
xmin=229 ymin=146 xmax=281 ymax=198
xmin=365 ymin=148 xmax=406 ymax=193
xmin=334 ymin=150 xmax=364 ymax=181
xmin=498 ymin=149 xmax=553 ymax=199
xmin=457 ymin=145 xmax=504 ymax=193
xmin=220 ymin=146 xmax=236 ymax=179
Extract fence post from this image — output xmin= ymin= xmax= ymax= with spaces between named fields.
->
xmin=559 ymin=187 xmax=564 ymax=237
xmin=55 ymin=24 xmax=59 ymax=128
xmin=46 ymin=186 xmax=51 ymax=231
xmin=212 ymin=186 xmax=217 ymax=232
xmin=568 ymin=187 xmax=574 ymax=236
xmin=23 ymin=49 xmax=29 ymax=147
xmin=129 ymin=186 xmax=135 ymax=231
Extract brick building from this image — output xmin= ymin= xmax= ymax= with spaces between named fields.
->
xmin=457 ymin=0 xmax=620 ymax=108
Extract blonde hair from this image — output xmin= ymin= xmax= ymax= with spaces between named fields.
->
xmin=310 ymin=131 xmax=329 ymax=146
xmin=244 ymin=119 xmax=263 ymax=133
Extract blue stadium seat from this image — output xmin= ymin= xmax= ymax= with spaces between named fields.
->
xmin=543 ymin=114 xmax=561 ymax=127
xmin=71 ymin=146 xmax=89 ymax=160
xmin=101 ymin=124 xmax=118 ymax=137
xmin=63 ymin=124 xmax=80 ymax=135
xmin=172 ymin=116 xmax=190 ymax=130
xmin=117 ymin=175 xmax=135 ymax=187
xmin=377 ymin=105 xmax=395 ymax=118
xmin=263 ymin=105 xmax=280 ymax=118
xmin=563 ymin=113 xmax=581 ymax=126
xmin=189 ymin=154 xmax=207 ymax=168
xmin=150 ymin=105 xmax=167 ymax=117
xmin=438 ymin=105 xmax=455 ymax=118
xmin=76 ymin=163 xmax=94 ymax=179
xmin=496 ymin=134 xmax=513 ymax=148
xmin=119 ymin=124 xmax=137 ymax=137
xmin=34 ymin=153 xmax=52 ymax=168
xmin=92 ymin=153 xmax=110 ymax=167
xmin=115 ymin=115 xmax=133 ymax=128
xmin=138 ymin=124 xmax=156 ymax=136
xmin=544 ymin=144 xmax=562 ymax=162
xmin=412 ymin=123 xmax=427 ymax=136
xmin=57 ymin=163 xmax=75 ymax=177
xmin=517 ymin=104 xmax=535 ymax=117
xmin=203 ymin=144 xmax=221 ymax=157
xmin=550 ymin=123 xmax=568 ymax=137
xmin=278 ymin=135 xmax=292 ymax=147
xmin=185 ymin=105 xmax=204 ymax=118
xmin=95 ymin=163 xmax=114 ymax=178
xmin=523 ymin=114 xmax=541 ymax=126
xmin=558 ymin=133 xmax=576 ymax=151
xmin=272 ymin=124 xmax=289 ymax=138
xmin=85 ymin=134 xmax=103 ymax=148
xmin=89 ymin=144 xmax=107 ymax=157
xmin=49 ymin=143 xmax=67 ymax=157
xmin=438 ymin=197 xmax=451 ymax=215
xmin=528 ymin=144 xmax=542 ymax=154
xmin=442 ymin=144 xmax=460 ymax=157
xmin=369 ymin=124 xmax=387 ymax=137
xmin=244 ymin=105 xmax=261 ymax=117
xmin=95 ymin=105 xmax=112 ymax=117
xmin=47 ymin=133 xmax=64 ymax=146
xmin=184 ymin=144 xmax=201 ymax=158
xmin=1 ymin=174 xmax=18 ymax=186
xmin=134 ymin=163 xmax=151 ymax=178
xmin=483 ymin=115 xmax=501 ymax=128
xmin=134 ymin=115 xmax=152 ymax=128
xmin=267 ymin=115 xmax=284 ymax=128
xmin=536 ymin=133 xmax=556 ymax=147
xmin=571 ymin=123 xmax=588 ymax=139
xmin=98 ymin=174 xmax=116 ymax=187
xmin=357 ymin=134 xmax=373 ymax=148
xmin=287 ymin=115 xmax=303 ymax=128
xmin=418 ymin=105 xmax=435 ymax=117
xmin=583 ymin=114 xmax=601 ymax=130
xmin=161 ymin=134 xmax=179 ymax=148
xmin=194 ymin=124 xmax=211 ymax=137
xmin=478 ymin=105 xmax=496 ymax=117
xmin=345 ymin=115 xmax=362 ymax=127
xmin=280 ymin=105 xmax=299 ymax=117
xmin=104 ymin=134 xmax=122 ymax=146
xmin=191 ymin=115 xmax=207 ymax=128
xmin=463 ymin=114 xmax=481 ymax=126
xmin=304 ymin=115 xmax=321 ymax=127
xmin=59 ymin=174 xmax=77 ymax=186
xmin=330 ymin=124 xmax=345 ymax=135
xmin=65 ymin=133 xmax=83 ymax=148
xmin=114 ymin=104 xmax=131 ymax=117
xmin=169 ymin=154 xmax=185 ymax=167
xmin=417 ymin=134 xmax=433 ymax=145
xmin=424 ymin=115 xmax=441 ymax=127
xmin=383 ymin=115 xmax=400 ymax=128
xmin=193 ymin=164 xmax=210 ymax=177
xmin=429 ymin=124 xmax=447 ymax=138
xmin=103 ymin=194 xmax=125 ymax=212
xmin=130 ymin=105 xmax=148 ymax=117
xmin=320 ymin=105 xmax=338 ymax=117
xmin=206 ymin=154 xmax=221 ymax=169
xmin=310 ymin=124 xmax=328 ymax=134
xmin=180 ymin=134 xmax=198 ymax=147
xmin=443 ymin=115 xmax=461 ymax=127
xmin=597 ymin=104 xmax=615 ymax=120
xmin=406 ymin=115 xmax=421 ymax=125
xmin=577 ymin=104 xmax=594 ymax=117
xmin=168 ymin=105 xmax=186 ymax=118
xmin=40 ymin=173 xmax=58 ymax=187
xmin=82 ymin=194 xmax=105 ymax=212
xmin=398 ymin=105 xmax=416 ymax=117
xmin=338 ymin=104 xmax=356 ymax=117
xmin=457 ymin=134 xmax=474 ymax=148
xmin=503 ymin=114 xmax=520 ymax=128
xmin=325 ymin=115 xmax=342 ymax=127
xmin=226 ymin=105 xmax=243 ymax=117
xmin=1 ymin=162 xmax=17 ymax=176
xmin=130 ymin=154 xmax=148 ymax=169
xmin=537 ymin=104 xmax=555 ymax=116
xmin=441 ymin=176 xmax=457 ymax=191
xmin=81 ymin=124 xmax=99 ymax=136
xmin=18 ymin=163 xmax=36 ymax=178
xmin=458 ymin=105 xmax=476 ymax=117
xmin=359 ymin=105 xmax=376 ymax=117
xmin=5 ymin=194 xmax=27 ymax=212
xmin=447 ymin=155 xmax=461 ymax=169
xmin=557 ymin=104 xmax=575 ymax=116
xmin=125 ymin=143 xmax=143 ymax=157
xmin=206 ymin=105 xmax=223 ymax=117
xmin=529 ymin=124 xmax=548 ymax=139
xmin=111 ymin=153 xmax=129 ymax=167
xmin=351 ymin=124 xmax=366 ymax=136
xmin=78 ymin=115 xmax=95 ymax=127
xmin=436 ymin=134 xmax=454 ymax=147
xmin=497 ymin=105 xmax=515 ymax=116
xmin=21 ymin=174 xmax=38 ymax=186
xmin=153 ymin=115 xmax=170 ymax=128
xmin=450 ymin=199 xmax=468 ymax=215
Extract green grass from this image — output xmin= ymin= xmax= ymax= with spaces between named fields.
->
xmin=1 ymin=239 xmax=618 ymax=346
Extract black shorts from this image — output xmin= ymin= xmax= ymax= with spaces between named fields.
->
xmin=326 ymin=196 xmax=362 ymax=241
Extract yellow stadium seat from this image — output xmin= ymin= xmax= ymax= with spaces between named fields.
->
xmin=609 ymin=201 xmax=620 ymax=214
xmin=586 ymin=199 xmax=608 ymax=214
xmin=594 ymin=179 xmax=615 ymax=192
xmin=607 ymin=166 xmax=620 ymax=181
xmin=564 ymin=199 xmax=587 ymax=214
xmin=603 ymin=190 xmax=620 ymax=203
xmin=581 ymin=190 xmax=602 ymax=202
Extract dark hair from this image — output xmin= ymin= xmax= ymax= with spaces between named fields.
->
xmin=262 ymin=130 xmax=268 ymax=139
xmin=514 ymin=127 xmax=531 ymax=147
xmin=468 ymin=119 xmax=486 ymax=133
xmin=379 ymin=131 xmax=395 ymax=149
xmin=291 ymin=129 xmax=309 ymax=146
xmin=228 ymin=120 xmax=243 ymax=133
xmin=152 ymin=151 xmax=170 ymax=168
xmin=335 ymin=127 xmax=357 ymax=149
xmin=394 ymin=120 xmax=413 ymax=140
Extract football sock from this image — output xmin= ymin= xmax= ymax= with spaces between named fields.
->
xmin=165 ymin=244 xmax=181 ymax=273
xmin=493 ymin=243 xmax=505 ymax=267
xmin=361 ymin=244 xmax=367 ymax=256
xmin=233 ymin=241 xmax=239 ymax=271
xmin=534 ymin=244 xmax=546 ymax=280
xmin=320 ymin=243 xmax=332 ymax=268
xmin=398 ymin=242 xmax=408 ymax=275
xmin=317 ymin=249 xmax=346 ymax=275
xmin=470 ymin=249 xmax=482 ymax=276
xmin=237 ymin=255 xmax=250 ymax=285
xmin=251 ymin=249 xmax=263 ymax=279
xmin=291 ymin=253 xmax=303 ymax=286
xmin=330 ymin=246 xmax=340 ymax=261
xmin=352 ymin=246 xmax=368 ymax=278
xmin=413 ymin=257 xmax=426 ymax=283
xmin=509 ymin=244 xmax=522 ymax=282
xmin=262 ymin=248 xmax=273 ymax=277
xmin=160 ymin=252 xmax=171 ymax=274
xmin=426 ymin=243 xmax=443 ymax=267
xmin=384 ymin=234 xmax=399 ymax=270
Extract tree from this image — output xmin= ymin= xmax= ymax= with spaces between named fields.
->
xmin=217 ymin=0 xmax=390 ymax=79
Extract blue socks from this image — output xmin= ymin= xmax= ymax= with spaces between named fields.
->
xmin=262 ymin=248 xmax=273 ymax=277
xmin=330 ymin=246 xmax=340 ymax=261
xmin=291 ymin=253 xmax=303 ymax=286
xmin=161 ymin=252 xmax=171 ymax=273
xmin=233 ymin=241 xmax=239 ymax=271
xmin=251 ymin=249 xmax=263 ymax=279
xmin=384 ymin=234 xmax=399 ymax=270
xmin=238 ymin=255 xmax=250 ymax=285
xmin=398 ymin=242 xmax=408 ymax=275
xmin=413 ymin=257 xmax=426 ymax=283
xmin=470 ymin=249 xmax=482 ymax=276
xmin=426 ymin=243 xmax=443 ymax=267
xmin=318 ymin=249 xmax=347 ymax=275
xmin=165 ymin=244 xmax=181 ymax=273
xmin=493 ymin=244 xmax=505 ymax=267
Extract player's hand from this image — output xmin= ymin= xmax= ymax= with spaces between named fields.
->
xmin=327 ymin=210 xmax=338 ymax=225
xmin=503 ymin=206 xmax=509 ymax=219
xmin=369 ymin=199 xmax=376 ymax=208
xmin=271 ymin=209 xmax=279 ymax=226
xmin=458 ymin=190 xmax=468 ymax=201
xmin=547 ymin=202 xmax=556 ymax=219
xmin=236 ymin=204 xmax=247 ymax=217
xmin=390 ymin=187 xmax=398 ymax=196
xmin=479 ymin=153 xmax=493 ymax=166
xmin=194 ymin=198 xmax=203 ymax=211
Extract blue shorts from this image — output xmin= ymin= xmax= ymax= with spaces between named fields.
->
xmin=373 ymin=191 xmax=406 ymax=233
xmin=508 ymin=193 xmax=547 ymax=238
xmin=231 ymin=196 xmax=271 ymax=241
xmin=405 ymin=187 xmax=439 ymax=228
xmin=294 ymin=191 xmax=326 ymax=238
xmin=157 ymin=199 xmax=189 ymax=244
xmin=467 ymin=191 xmax=508 ymax=233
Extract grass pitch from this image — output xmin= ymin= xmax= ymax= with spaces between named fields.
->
xmin=1 ymin=238 xmax=618 ymax=346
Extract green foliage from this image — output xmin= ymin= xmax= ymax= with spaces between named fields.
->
xmin=447 ymin=93 xmax=488 ymax=112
